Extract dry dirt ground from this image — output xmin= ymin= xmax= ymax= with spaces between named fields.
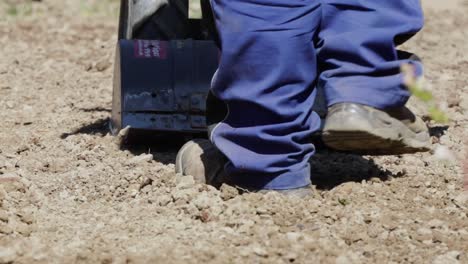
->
xmin=0 ymin=0 xmax=467 ymax=263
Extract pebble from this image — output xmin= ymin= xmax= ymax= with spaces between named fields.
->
xmin=5 ymin=101 xmax=14 ymax=109
xmin=447 ymin=95 xmax=461 ymax=108
xmin=459 ymin=94 xmax=468 ymax=112
xmin=432 ymin=251 xmax=461 ymax=264
xmin=192 ymin=192 xmax=213 ymax=210
xmin=157 ymin=195 xmax=172 ymax=206
xmin=286 ymin=232 xmax=302 ymax=242
xmin=16 ymin=222 xmax=33 ymax=236
xmin=220 ymin=184 xmax=239 ymax=200
xmin=252 ymin=246 xmax=268 ymax=257
xmin=128 ymin=154 xmax=153 ymax=165
xmin=0 ymin=210 xmax=8 ymax=222
xmin=336 ymin=255 xmax=351 ymax=264
xmin=176 ymin=176 xmax=195 ymax=190
xmin=427 ymin=219 xmax=445 ymax=229
xmin=0 ymin=247 xmax=16 ymax=264
xmin=18 ymin=211 xmax=34 ymax=225
xmin=95 ymin=60 xmax=111 ymax=72
xmin=0 ymin=174 xmax=25 ymax=193
xmin=453 ymin=192 xmax=468 ymax=207
xmin=284 ymin=251 xmax=298 ymax=262
xmin=0 ymin=223 xmax=13 ymax=235
xmin=415 ymin=228 xmax=433 ymax=242
xmin=129 ymin=188 xmax=139 ymax=198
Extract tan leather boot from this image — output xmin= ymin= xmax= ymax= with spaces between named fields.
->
xmin=322 ymin=103 xmax=431 ymax=155
xmin=175 ymin=139 xmax=313 ymax=197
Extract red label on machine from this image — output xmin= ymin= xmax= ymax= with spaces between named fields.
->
xmin=134 ymin=40 xmax=168 ymax=59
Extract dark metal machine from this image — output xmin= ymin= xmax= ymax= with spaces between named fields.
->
xmin=111 ymin=0 xmax=219 ymax=134
xmin=111 ymin=0 xmax=326 ymax=135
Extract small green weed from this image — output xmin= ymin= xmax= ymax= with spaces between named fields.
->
xmin=401 ymin=63 xmax=449 ymax=123
xmin=3 ymin=2 xmax=34 ymax=18
xmin=7 ymin=4 xmax=18 ymax=16
xmin=338 ymin=198 xmax=350 ymax=206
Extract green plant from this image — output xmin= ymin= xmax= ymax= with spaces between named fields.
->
xmin=401 ymin=63 xmax=449 ymax=123
xmin=7 ymin=4 xmax=18 ymax=16
xmin=3 ymin=2 xmax=34 ymax=18
xmin=338 ymin=198 xmax=349 ymax=206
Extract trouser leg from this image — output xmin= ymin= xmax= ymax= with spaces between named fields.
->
xmin=317 ymin=0 xmax=424 ymax=109
xmin=209 ymin=0 xmax=321 ymax=190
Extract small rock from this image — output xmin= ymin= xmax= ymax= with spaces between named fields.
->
xmin=427 ymin=219 xmax=445 ymax=229
xmin=128 ymin=154 xmax=153 ymax=165
xmin=0 ymin=247 xmax=16 ymax=264
xmin=220 ymin=184 xmax=239 ymax=200
xmin=84 ymin=62 xmax=93 ymax=71
xmin=286 ymin=232 xmax=302 ymax=242
xmin=336 ymin=255 xmax=351 ymax=264
xmin=176 ymin=176 xmax=195 ymax=189
xmin=432 ymin=230 xmax=445 ymax=243
xmin=5 ymin=101 xmax=14 ymax=109
xmin=460 ymin=94 xmax=468 ymax=112
xmin=192 ymin=192 xmax=212 ymax=210
xmin=18 ymin=211 xmax=34 ymax=225
xmin=157 ymin=195 xmax=172 ymax=206
xmin=284 ymin=251 xmax=298 ymax=262
xmin=95 ymin=60 xmax=111 ymax=72
xmin=447 ymin=94 xmax=461 ymax=108
xmin=0 ymin=223 xmax=13 ymax=234
xmin=0 ymin=210 xmax=8 ymax=222
xmin=453 ymin=192 xmax=468 ymax=207
xmin=370 ymin=177 xmax=382 ymax=183
xmin=381 ymin=215 xmax=398 ymax=231
xmin=199 ymin=209 xmax=211 ymax=223
xmin=414 ymin=227 xmax=432 ymax=242
xmin=129 ymin=188 xmax=139 ymax=198
xmin=0 ymin=174 xmax=25 ymax=193
xmin=16 ymin=145 xmax=29 ymax=154
xmin=433 ymin=251 xmax=461 ymax=264
xmin=16 ymin=222 xmax=33 ymax=236
xmin=252 ymin=246 xmax=268 ymax=257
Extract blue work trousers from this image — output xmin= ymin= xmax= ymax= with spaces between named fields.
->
xmin=209 ymin=0 xmax=424 ymax=190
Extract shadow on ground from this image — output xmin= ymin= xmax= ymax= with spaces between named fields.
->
xmin=120 ymin=130 xmax=194 ymax=164
xmin=60 ymin=118 xmax=447 ymax=190
xmin=309 ymin=150 xmax=397 ymax=190
xmin=60 ymin=118 xmax=110 ymax=139
xmin=429 ymin=125 xmax=449 ymax=138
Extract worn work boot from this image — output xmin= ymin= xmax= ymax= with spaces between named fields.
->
xmin=322 ymin=103 xmax=431 ymax=155
xmin=175 ymin=139 xmax=228 ymax=188
xmin=175 ymin=139 xmax=313 ymax=198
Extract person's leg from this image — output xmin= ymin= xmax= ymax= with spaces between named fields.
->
xmin=318 ymin=0 xmax=430 ymax=154
xmin=318 ymin=0 xmax=424 ymax=108
xmin=202 ymin=0 xmax=322 ymax=190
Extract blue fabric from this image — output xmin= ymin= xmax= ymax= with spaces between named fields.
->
xmin=209 ymin=0 xmax=424 ymax=190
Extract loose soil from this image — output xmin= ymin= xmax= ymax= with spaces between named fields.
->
xmin=0 ymin=0 xmax=467 ymax=263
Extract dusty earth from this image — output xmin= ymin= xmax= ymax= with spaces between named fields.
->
xmin=0 ymin=0 xmax=467 ymax=263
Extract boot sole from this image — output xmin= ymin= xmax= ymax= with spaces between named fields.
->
xmin=322 ymin=106 xmax=431 ymax=155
